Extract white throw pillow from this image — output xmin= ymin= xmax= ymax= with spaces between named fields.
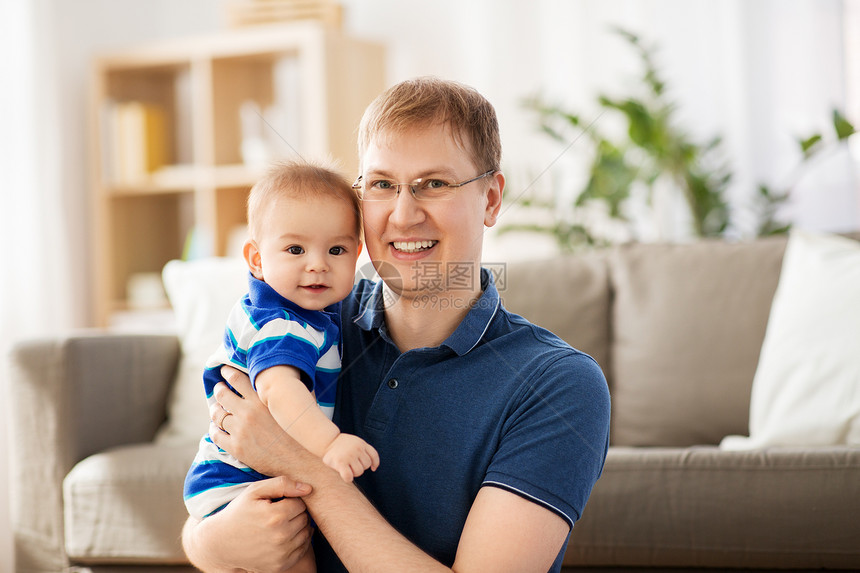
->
xmin=720 ymin=230 xmax=860 ymax=450
xmin=155 ymin=257 xmax=248 ymax=445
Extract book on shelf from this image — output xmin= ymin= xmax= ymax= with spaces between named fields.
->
xmin=102 ymin=101 xmax=169 ymax=184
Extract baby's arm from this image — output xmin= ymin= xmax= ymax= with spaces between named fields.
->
xmin=255 ymin=365 xmax=379 ymax=482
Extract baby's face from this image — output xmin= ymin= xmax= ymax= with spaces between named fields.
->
xmin=252 ymin=194 xmax=361 ymax=310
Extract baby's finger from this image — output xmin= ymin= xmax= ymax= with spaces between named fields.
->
xmin=349 ymin=459 xmax=365 ymax=478
xmin=367 ymin=446 xmax=380 ymax=470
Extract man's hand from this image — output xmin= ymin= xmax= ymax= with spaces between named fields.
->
xmin=211 ymin=366 xmax=302 ymax=477
xmin=322 ymin=433 xmax=380 ymax=482
xmin=182 ymin=477 xmax=314 ymax=573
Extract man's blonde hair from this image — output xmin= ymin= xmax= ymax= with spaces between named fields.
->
xmin=246 ymin=160 xmax=361 ymax=239
xmin=357 ymin=76 xmax=501 ymax=173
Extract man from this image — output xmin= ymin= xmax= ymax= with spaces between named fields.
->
xmin=182 ymin=77 xmax=611 ymax=572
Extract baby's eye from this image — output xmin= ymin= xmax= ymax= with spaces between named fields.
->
xmin=286 ymin=246 xmax=304 ymax=255
xmin=329 ymin=246 xmax=346 ymax=255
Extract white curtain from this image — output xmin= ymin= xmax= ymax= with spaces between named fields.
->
xmin=0 ymin=0 xmax=77 ymax=344
xmin=0 ymin=0 xmax=73 ymax=565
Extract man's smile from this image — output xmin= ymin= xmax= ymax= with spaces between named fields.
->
xmin=392 ymin=240 xmax=438 ymax=253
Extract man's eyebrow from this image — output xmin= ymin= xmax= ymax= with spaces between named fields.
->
xmin=365 ymin=167 xmax=458 ymax=179
xmin=364 ymin=168 xmax=394 ymax=178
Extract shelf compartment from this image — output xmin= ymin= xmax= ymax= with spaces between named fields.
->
xmin=211 ymin=53 xmax=304 ymax=167
xmin=99 ymin=63 xmax=194 ymax=183
xmin=106 ymin=192 xmax=194 ymax=306
xmin=214 ymin=185 xmax=253 ymax=257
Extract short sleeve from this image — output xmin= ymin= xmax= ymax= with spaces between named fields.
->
xmin=245 ymin=317 xmax=322 ymax=389
xmin=483 ymin=352 xmax=610 ymax=527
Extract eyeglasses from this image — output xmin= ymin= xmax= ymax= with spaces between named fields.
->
xmin=353 ymin=169 xmax=496 ymax=202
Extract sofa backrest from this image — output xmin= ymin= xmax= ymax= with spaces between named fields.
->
xmin=502 ymin=252 xmax=611 ymax=377
xmin=607 ymin=237 xmax=788 ymax=446
xmin=503 ymin=236 xmax=791 ymax=448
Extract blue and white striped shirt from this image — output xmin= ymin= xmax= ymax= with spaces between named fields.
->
xmin=184 ymin=274 xmax=341 ymax=519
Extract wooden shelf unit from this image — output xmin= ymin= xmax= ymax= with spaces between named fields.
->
xmin=90 ymin=22 xmax=385 ymax=325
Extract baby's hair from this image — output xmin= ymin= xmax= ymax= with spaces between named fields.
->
xmin=247 ymin=159 xmax=362 ymax=240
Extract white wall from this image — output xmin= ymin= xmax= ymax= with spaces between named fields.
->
xmin=1 ymin=0 xmax=856 ymax=569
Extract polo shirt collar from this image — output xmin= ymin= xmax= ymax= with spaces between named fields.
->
xmin=246 ymin=273 xmax=339 ymax=331
xmin=352 ymin=268 xmax=500 ymax=356
xmin=442 ymin=268 xmax=500 ymax=356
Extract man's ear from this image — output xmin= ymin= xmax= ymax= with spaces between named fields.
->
xmin=483 ymin=171 xmax=505 ymax=228
xmin=243 ymin=240 xmax=264 ymax=279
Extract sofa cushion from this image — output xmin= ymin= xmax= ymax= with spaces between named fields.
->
xmin=157 ymin=257 xmax=248 ymax=445
xmin=565 ymin=446 xmax=860 ymax=569
xmin=63 ymin=442 xmax=197 ymax=563
xmin=503 ymin=253 xmax=611 ymax=376
xmin=609 ymin=238 xmax=787 ymax=446
xmin=722 ymin=230 xmax=860 ymax=449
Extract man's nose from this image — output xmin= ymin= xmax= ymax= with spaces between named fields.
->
xmin=388 ymin=187 xmax=426 ymax=228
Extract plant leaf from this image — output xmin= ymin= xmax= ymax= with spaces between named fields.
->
xmin=798 ymin=134 xmax=822 ymax=158
xmin=833 ymin=109 xmax=856 ymax=140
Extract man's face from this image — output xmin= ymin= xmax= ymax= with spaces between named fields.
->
xmin=359 ymin=125 xmax=503 ymax=301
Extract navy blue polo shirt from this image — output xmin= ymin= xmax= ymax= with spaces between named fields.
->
xmin=314 ymin=269 xmax=611 ymax=572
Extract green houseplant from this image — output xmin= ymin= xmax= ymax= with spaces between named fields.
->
xmin=503 ymin=27 xmax=855 ymax=250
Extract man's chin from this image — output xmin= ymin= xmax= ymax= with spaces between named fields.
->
xmin=370 ymin=260 xmax=404 ymax=290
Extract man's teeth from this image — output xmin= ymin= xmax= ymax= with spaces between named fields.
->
xmin=393 ymin=240 xmax=437 ymax=253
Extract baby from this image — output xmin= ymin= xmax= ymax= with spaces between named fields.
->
xmin=183 ymin=160 xmax=379 ymax=544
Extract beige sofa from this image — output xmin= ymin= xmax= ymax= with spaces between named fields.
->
xmin=9 ymin=233 xmax=860 ymax=572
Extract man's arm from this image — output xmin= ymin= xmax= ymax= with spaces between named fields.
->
xmin=454 ymin=486 xmax=569 ymax=572
xmin=305 ymin=469 xmax=568 ymax=573
xmin=206 ymin=368 xmax=569 ymax=573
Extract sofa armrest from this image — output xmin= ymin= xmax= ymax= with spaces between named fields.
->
xmin=7 ymin=332 xmax=180 ymax=573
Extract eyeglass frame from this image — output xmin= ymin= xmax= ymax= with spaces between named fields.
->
xmin=352 ymin=169 xmax=497 ymax=202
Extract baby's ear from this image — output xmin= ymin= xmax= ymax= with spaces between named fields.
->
xmin=357 ymin=242 xmax=363 ymax=257
xmin=243 ymin=240 xmax=263 ymax=279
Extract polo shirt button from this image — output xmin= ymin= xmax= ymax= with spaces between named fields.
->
xmin=387 ymin=378 xmax=399 ymax=389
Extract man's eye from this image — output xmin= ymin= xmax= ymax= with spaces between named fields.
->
xmin=371 ymin=180 xmax=393 ymax=190
xmin=329 ymin=246 xmax=346 ymax=255
xmin=423 ymin=179 xmax=448 ymax=190
xmin=287 ymin=246 xmax=304 ymax=255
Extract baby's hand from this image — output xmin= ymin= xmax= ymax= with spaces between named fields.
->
xmin=321 ymin=433 xmax=380 ymax=482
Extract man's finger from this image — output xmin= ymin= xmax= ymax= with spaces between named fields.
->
xmin=221 ymin=365 xmax=253 ymax=394
xmin=245 ymin=476 xmax=313 ymax=503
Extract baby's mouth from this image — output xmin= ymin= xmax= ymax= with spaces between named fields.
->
xmin=392 ymin=240 xmax=437 ymax=254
